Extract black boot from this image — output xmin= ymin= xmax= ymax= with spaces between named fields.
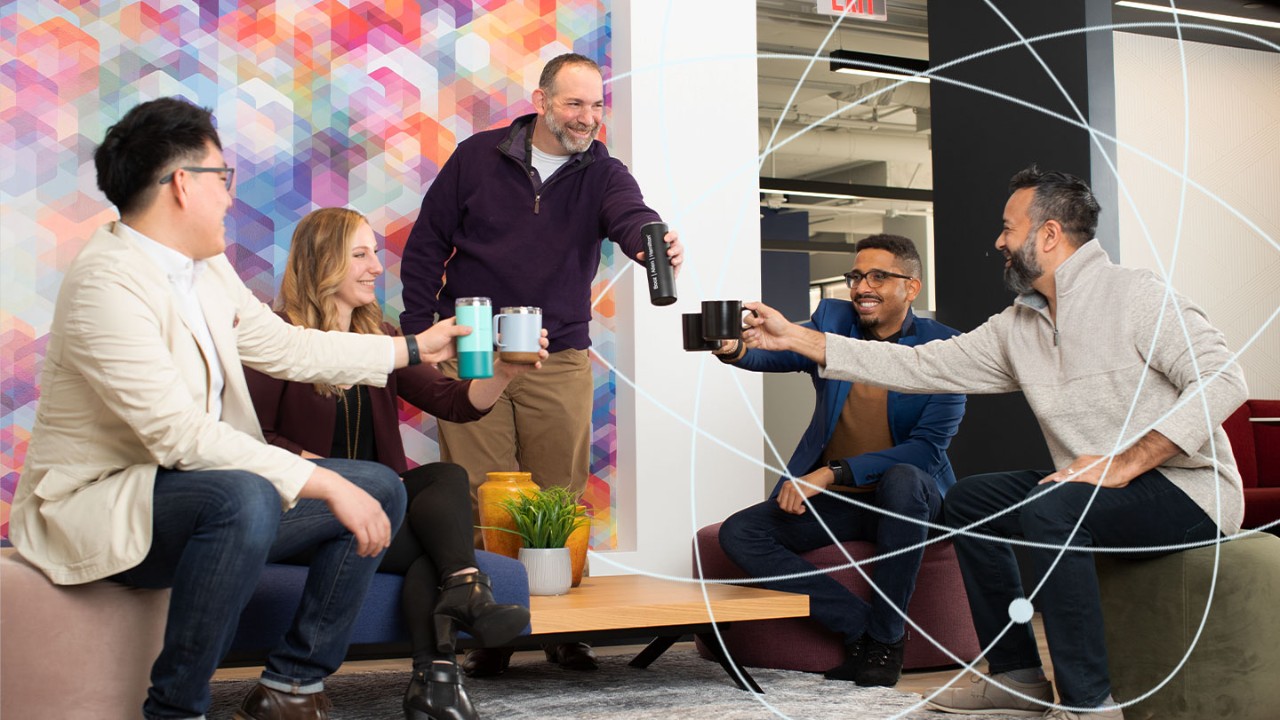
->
xmin=404 ymin=661 xmax=479 ymax=720
xmin=433 ymin=572 xmax=530 ymax=653
xmin=853 ymin=634 xmax=905 ymax=687
xmin=822 ymin=634 xmax=867 ymax=682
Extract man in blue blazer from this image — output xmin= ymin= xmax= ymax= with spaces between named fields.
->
xmin=715 ymin=234 xmax=965 ymax=687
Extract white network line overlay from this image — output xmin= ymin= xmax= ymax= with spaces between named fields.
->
xmin=577 ymin=5 xmax=1277 ymax=719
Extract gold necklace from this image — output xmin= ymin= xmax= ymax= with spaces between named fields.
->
xmin=338 ymin=385 xmax=362 ymax=459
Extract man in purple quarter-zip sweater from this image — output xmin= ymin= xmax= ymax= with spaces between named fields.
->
xmin=399 ymin=52 xmax=683 ymax=676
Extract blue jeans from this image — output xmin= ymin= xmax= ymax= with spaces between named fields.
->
xmin=111 ymin=459 xmax=406 ymax=719
xmin=942 ymin=469 xmax=1218 ymax=706
xmin=718 ymin=464 xmax=943 ymax=646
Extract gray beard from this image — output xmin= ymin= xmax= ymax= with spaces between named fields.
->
xmin=546 ymin=113 xmax=599 ymax=154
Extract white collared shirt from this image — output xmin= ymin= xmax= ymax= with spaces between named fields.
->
xmin=120 ymin=223 xmax=225 ymax=420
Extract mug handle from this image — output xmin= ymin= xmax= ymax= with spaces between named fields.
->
xmin=740 ymin=307 xmax=760 ymax=332
xmin=493 ymin=315 xmax=506 ymax=348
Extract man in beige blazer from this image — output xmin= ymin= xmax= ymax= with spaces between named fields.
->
xmin=8 ymin=98 xmax=468 ymax=720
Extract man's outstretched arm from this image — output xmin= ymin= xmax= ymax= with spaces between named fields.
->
xmin=741 ymin=301 xmax=828 ymax=364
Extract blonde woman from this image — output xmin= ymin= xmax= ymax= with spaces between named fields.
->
xmin=246 ymin=207 xmax=546 ymax=720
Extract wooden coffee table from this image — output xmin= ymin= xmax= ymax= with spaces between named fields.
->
xmin=483 ymin=574 xmax=809 ymax=692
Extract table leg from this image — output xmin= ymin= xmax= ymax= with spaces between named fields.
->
xmin=695 ymin=632 xmax=763 ymax=693
xmin=629 ymin=635 xmax=679 ymax=668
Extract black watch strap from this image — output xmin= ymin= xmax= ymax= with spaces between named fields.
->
xmin=405 ymin=333 xmax=422 ymax=366
xmin=828 ymin=460 xmax=848 ymax=486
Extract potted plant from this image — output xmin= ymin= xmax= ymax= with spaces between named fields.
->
xmin=486 ymin=486 xmax=588 ymax=595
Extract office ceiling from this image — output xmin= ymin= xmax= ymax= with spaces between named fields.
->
xmin=754 ymin=0 xmax=1278 ymax=239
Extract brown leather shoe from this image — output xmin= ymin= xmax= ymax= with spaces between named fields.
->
xmin=234 ymin=683 xmax=333 ymax=720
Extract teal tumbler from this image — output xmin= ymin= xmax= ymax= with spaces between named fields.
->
xmin=455 ymin=297 xmax=494 ymax=379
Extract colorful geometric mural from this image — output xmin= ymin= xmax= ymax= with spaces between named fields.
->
xmin=0 ymin=0 xmax=620 ymax=548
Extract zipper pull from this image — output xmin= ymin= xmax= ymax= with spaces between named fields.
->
xmin=1053 ymin=327 xmax=1059 ymax=347
xmin=534 ymin=194 xmax=540 ymax=214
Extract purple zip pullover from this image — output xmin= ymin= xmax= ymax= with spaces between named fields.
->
xmin=399 ymin=114 xmax=661 ymax=352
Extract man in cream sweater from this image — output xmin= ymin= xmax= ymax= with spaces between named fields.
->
xmin=738 ymin=166 xmax=1247 ymax=720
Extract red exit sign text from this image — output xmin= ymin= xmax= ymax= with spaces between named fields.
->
xmin=816 ymin=0 xmax=888 ymax=21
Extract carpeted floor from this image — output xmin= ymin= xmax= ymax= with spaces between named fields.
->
xmin=211 ymin=646 xmax=1007 ymax=719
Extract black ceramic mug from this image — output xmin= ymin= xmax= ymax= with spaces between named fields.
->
xmin=700 ymin=300 xmax=758 ymax=340
xmin=681 ymin=313 xmax=721 ymax=351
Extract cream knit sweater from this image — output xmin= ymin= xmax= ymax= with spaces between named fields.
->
xmin=822 ymin=241 xmax=1248 ymax=535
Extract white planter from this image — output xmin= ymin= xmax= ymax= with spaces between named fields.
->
xmin=519 ymin=547 xmax=572 ymax=596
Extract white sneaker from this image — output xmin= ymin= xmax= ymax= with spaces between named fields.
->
xmin=1043 ymin=706 xmax=1124 ymax=719
xmin=925 ymin=672 xmax=1054 ymax=716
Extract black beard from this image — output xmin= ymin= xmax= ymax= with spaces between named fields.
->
xmin=1003 ymin=235 xmax=1043 ymax=295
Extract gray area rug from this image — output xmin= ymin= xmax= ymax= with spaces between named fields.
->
xmin=211 ymin=647 xmax=1007 ymax=719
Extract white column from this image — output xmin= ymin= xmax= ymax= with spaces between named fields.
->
xmin=601 ymin=1 xmax=764 ymax=578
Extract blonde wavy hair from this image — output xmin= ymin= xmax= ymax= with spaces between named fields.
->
xmin=279 ymin=207 xmax=386 ymax=395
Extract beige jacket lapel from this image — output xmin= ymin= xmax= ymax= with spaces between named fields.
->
xmin=195 ymin=277 xmax=259 ymax=438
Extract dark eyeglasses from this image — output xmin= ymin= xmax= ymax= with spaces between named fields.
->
xmin=843 ymin=269 xmax=915 ymax=288
xmin=158 ymin=166 xmax=235 ymax=191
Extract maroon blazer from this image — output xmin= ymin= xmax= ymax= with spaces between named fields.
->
xmin=244 ymin=320 xmax=487 ymax=474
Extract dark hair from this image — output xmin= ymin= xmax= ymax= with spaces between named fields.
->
xmin=538 ymin=53 xmax=602 ymax=97
xmin=854 ymin=233 xmax=922 ymax=278
xmin=94 ymin=97 xmax=222 ymax=215
xmin=1008 ymin=164 xmax=1100 ymax=246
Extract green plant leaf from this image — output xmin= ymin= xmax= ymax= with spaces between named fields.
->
xmin=486 ymin=486 xmax=588 ymax=549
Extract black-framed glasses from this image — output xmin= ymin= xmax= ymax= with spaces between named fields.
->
xmin=843 ymin=269 xmax=915 ymax=288
xmin=158 ymin=166 xmax=235 ymax=191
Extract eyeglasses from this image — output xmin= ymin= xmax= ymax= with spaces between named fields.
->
xmin=843 ymin=269 xmax=915 ymax=288
xmin=158 ymin=166 xmax=235 ymax=191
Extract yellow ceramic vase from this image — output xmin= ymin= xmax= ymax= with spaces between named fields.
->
xmin=566 ymin=508 xmax=590 ymax=587
xmin=477 ymin=471 xmax=539 ymax=559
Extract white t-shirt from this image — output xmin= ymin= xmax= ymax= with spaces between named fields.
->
xmin=531 ymin=144 xmax=572 ymax=183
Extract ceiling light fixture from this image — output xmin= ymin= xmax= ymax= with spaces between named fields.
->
xmin=1115 ymin=1 xmax=1280 ymax=30
xmin=830 ymin=49 xmax=930 ymax=84
xmin=767 ymin=189 xmax=872 ymax=201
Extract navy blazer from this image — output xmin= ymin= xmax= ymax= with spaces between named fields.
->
xmin=730 ymin=299 xmax=965 ymax=497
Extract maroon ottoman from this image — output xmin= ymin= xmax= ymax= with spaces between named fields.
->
xmin=693 ymin=522 xmax=980 ymax=672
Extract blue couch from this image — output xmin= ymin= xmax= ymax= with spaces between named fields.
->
xmin=227 ymin=550 xmax=531 ymax=661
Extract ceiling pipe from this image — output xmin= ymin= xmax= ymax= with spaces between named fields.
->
xmin=759 ymin=122 xmax=930 ymax=165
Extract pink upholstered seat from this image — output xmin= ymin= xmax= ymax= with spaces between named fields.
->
xmin=693 ymin=522 xmax=980 ymax=672
xmin=1 ymin=549 xmax=169 ymax=719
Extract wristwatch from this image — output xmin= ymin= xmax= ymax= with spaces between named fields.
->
xmin=827 ymin=460 xmax=849 ymax=486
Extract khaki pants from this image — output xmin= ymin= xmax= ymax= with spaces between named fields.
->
xmin=438 ymin=348 xmax=593 ymax=547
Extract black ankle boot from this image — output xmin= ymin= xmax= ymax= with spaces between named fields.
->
xmin=433 ymin=572 xmax=531 ymax=653
xmin=404 ymin=661 xmax=479 ymax=720
xmin=854 ymin=634 xmax=905 ymax=687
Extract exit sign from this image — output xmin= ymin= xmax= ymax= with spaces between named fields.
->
xmin=816 ymin=0 xmax=888 ymax=21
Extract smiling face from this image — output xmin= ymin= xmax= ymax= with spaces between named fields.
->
xmin=181 ymin=142 xmax=235 ymax=260
xmin=848 ymin=247 xmax=919 ymax=338
xmin=332 ymin=221 xmax=381 ymax=324
xmin=996 ymin=187 xmax=1045 ymax=295
xmin=533 ymin=63 xmax=604 ymax=155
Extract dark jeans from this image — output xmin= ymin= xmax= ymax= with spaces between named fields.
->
xmin=112 ymin=459 xmax=406 ymax=720
xmin=943 ymin=469 xmax=1218 ymax=707
xmin=378 ymin=462 xmax=477 ymax=667
xmin=718 ymin=463 xmax=943 ymax=646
